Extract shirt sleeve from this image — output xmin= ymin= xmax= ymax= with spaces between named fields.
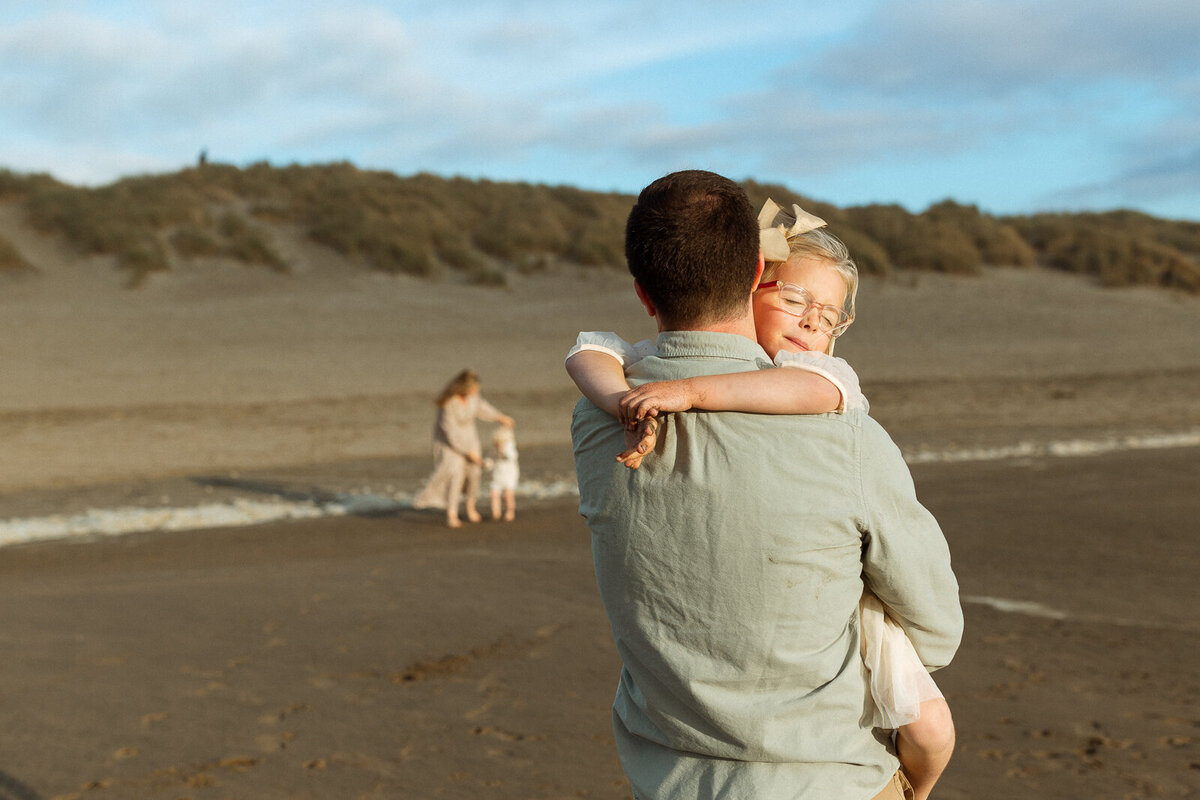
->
xmin=565 ymin=331 xmax=658 ymax=368
xmin=474 ymin=395 xmax=506 ymax=423
xmin=773 ymin=351 xmax=869 ymax=413
xmin=857 ymin=419 xmax=963 ymax=671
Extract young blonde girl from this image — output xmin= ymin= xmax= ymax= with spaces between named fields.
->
xmin=488 ymin=426 xmax=519 ymax=521
xmin=565 ymin=199 xmax=955 ymax=800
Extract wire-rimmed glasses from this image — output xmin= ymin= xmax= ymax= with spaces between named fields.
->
xmin=756 ymin=281 xmax=853 ymax=338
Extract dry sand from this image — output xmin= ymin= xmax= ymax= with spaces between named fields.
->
xmin=0 ymin=217 xmax=1199 ymax=799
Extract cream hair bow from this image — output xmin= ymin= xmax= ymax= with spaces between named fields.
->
xmin=758 ymin=198 xmax=827 ymax=261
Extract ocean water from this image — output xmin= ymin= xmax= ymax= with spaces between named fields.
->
xmin=903 ymin=427 xmax=1200 ymax=463
xmin=1 ymin=428 xmax=1196 ymax=549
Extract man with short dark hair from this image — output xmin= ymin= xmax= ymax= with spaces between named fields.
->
xmin=572 ymin=170 xmax=962 ymax=799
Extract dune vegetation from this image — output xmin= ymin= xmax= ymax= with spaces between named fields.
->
xmin=0 ymin=163 xmax=1197 ymax=292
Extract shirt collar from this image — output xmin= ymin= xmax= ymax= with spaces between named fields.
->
xmin=653 ymin=330 xmax=770 ymax=363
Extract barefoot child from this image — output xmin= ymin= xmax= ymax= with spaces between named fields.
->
xmin=565 ymin=199 xmax=955 ymax=800
xmin=489 ymin=426 xmax=519 ymax=521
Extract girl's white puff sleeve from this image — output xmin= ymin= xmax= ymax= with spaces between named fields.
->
xmin=565 ymin=331 xmax=658 ymax=368
xmin=773 ymin=351 xmax=869 ymax=414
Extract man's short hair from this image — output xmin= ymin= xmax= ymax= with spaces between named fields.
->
xmin=625 ymin=170 xmax=759 ymax=327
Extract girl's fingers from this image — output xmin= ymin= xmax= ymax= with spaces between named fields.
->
xmin=616 ymin=449 xmax=643 ymax=468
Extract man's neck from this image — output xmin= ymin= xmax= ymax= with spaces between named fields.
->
xmin=659 ymin=314 xmax=758 ymax=342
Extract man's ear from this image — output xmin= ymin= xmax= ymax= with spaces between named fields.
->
xmin=633 ymin=280 xmax=657 ymax=317
xmin=750 ymin=250 xmax=765 ymax=291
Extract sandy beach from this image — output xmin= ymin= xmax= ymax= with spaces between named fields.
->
xmin=1 ymin=447 xmax=1197 ymax=800
xmin=1 ymin=226 xmax=1199 ymax=798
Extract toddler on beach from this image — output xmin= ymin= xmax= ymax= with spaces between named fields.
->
xmin=488 ymin=426 xmax=519 ymax=521
xmin=566 ymin=199 xmax=954 ymax=800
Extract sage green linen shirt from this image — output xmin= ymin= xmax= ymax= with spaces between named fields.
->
xmin=571 ymin=331 xmax=963 ymax=800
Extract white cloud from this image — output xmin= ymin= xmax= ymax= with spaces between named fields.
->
xmin=810 ymin=0 xmax=1200 ymax=96
xmin=725 ymin=0 xmax=1200 ymax=216
xmin=0 ymin=1 xmax=1198 ymax=218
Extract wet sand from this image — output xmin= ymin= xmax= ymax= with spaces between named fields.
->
xmin=0 ymin=446 xmax=1197 ymax=799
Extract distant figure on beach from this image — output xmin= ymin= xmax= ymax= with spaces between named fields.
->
xmin=570 ymin=170 xmax=962 ymax=799
xmin=414 ymin=369 xmax=514 ymax=528
xmin=567 ymin=199 xmax=957 ymax=798
xmin=488 ymin=426 xmax=519 ymax=521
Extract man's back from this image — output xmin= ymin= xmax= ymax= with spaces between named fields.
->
xmin=572 ymin=331 xmax=961 ymax=799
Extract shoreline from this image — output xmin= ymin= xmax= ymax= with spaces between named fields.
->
xmin=3 ymin=364 xmax=1197 ymax=505
xmin=3 ymin=365 xmax=1199 ymax=494
xmin=3 ymin=424 xmax=1198 ymax=550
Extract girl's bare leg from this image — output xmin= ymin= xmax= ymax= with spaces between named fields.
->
xmin=896 ymin=698 xmax=955 ymax=800
xmin=490 ymin=489 xmax=502 ymax=520
xmin=503 ymin=488 xmax=516 ymax=521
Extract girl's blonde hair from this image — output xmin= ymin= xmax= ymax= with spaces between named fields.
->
xmin=762 ymin=227 xmax=859 ymax=356
xmin=435 ymin=369 xmax=480 ymax=406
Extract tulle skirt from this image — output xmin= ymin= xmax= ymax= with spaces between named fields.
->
xmin=860 ymin=590 xmax=944 ymax=729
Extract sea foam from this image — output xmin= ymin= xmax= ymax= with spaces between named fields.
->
xmin=1 ymin=429 xmax=1196 ymax=547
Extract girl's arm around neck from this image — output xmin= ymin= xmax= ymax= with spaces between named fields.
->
xmin=620 ymin=367 xmax=842 ymax=423
xmin=565 ymin=350 xmax=631 ymax=418
xmin=566 ymin=349 xmax=658 ymax=468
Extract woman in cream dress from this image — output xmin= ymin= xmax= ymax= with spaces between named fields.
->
xmin=413 ymin=369 xmax=513 ymax=527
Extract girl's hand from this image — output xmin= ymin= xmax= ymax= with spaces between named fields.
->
xmin=616 ymin=417 xmax=659 ymax=470
xmin=619 ymin=379 xmax=697 ymax=425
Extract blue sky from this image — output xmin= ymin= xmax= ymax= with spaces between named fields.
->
xmin=2 ymin=0 xmax=1199 ymax=220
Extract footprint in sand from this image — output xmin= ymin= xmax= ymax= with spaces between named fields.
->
xmin=472 ymin=725 xmax=543 ymax=743
xmin=1160 ymin=735 xmax=1194 ymax=747
xmin=255 ymin=732 xmax=297 ymax=752
xmin=258 ymin=702 xmax=312 ymax=725
xmin=465 ymin=701 xmax=497 ymax=720
xmin=48 ymin=779 xmax=112 ymax=800
xmin=256 ymin=703 xmax=310 ymax=751
xmin=176 ymin=757 xmax=261 ymax=789
xmin=193 ymin=679 xmax=230 ymax=697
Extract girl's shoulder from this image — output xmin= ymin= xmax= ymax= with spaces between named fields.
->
xmin=566 ymin=331 xmax=658 ymax=367
xmin=773 ymin=350 xmax=854 ymax=371
xmin=773 ymin=351 xmax=869 ymax=413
